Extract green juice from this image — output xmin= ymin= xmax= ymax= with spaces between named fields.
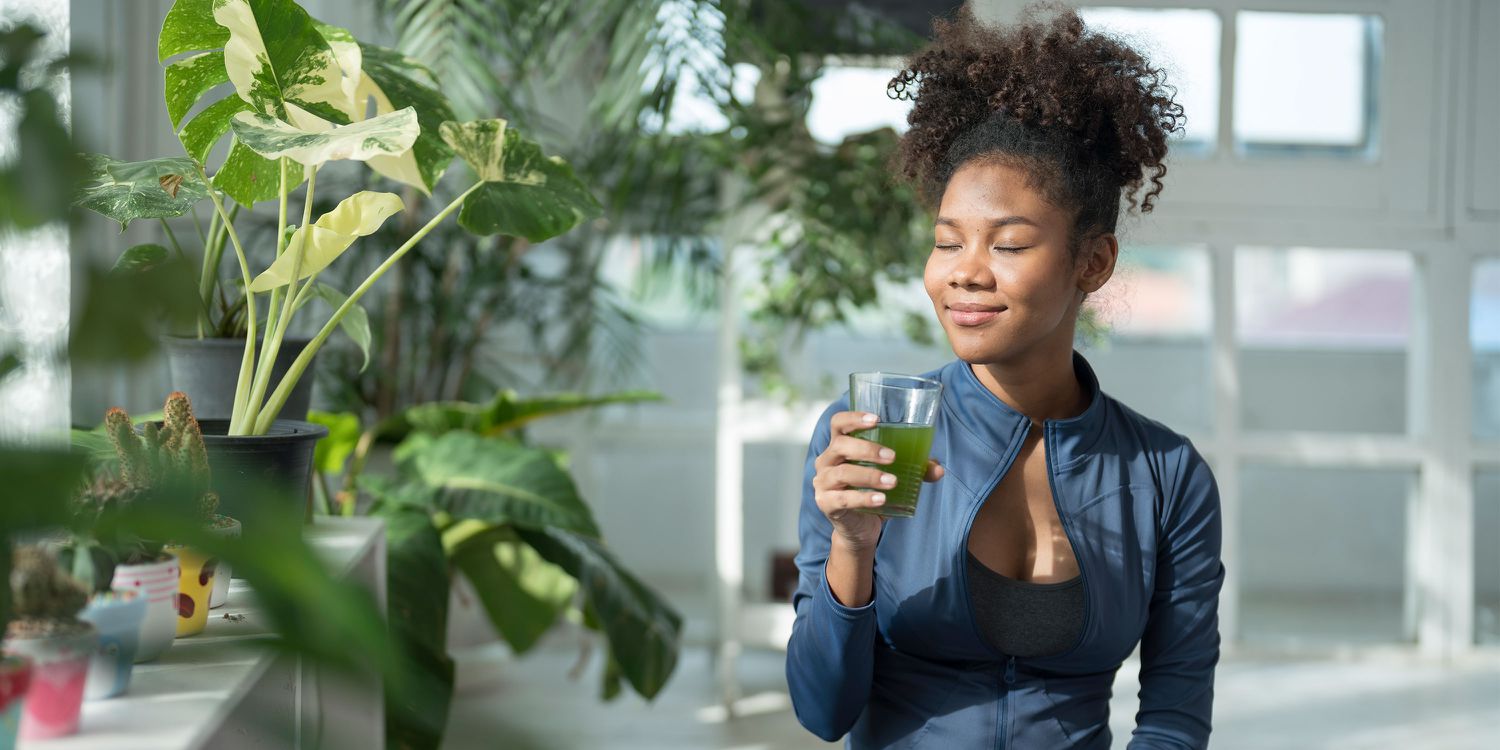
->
xmin=851 ymin=422 xmax=936 ymax=518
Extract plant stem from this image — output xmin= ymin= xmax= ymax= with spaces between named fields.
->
xmin=193 ymin=165 xmax=259 ymax=434
xmin=253 ymin=181 xmax=483 ymax=434
xmin=263 ymin=158 xmax=292 ymax=351
xmin=246 ymin=164 xmax=316 ymax=431
xmin=160 ymin=218 xmax=215 ymax=327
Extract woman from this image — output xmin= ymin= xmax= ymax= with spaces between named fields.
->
xmin=785 ymin=4 xmax=1224 ymax=748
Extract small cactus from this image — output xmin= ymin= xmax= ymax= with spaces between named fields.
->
xmin=107 ymin=392 xmax=213 ymax=498
xmin=7 ymin=546 xmax=89 ymax=639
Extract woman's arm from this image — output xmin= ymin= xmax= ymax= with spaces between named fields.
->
xmin=1130 ymin=439 xmax=1225 ymax=750
xmin=785 ymin=402 xmax=880 ymax=742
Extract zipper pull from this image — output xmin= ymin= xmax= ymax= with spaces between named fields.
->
xmin=1004 ymin=656 xmax=1017 ymax=685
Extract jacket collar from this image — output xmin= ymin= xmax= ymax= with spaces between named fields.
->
xmin=939 ymin=349 xmax=1107 ymax=465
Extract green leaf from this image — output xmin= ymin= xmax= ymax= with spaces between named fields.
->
xmin=307 ymin=410 xmax=361 ymax=475
xmin=451 ymin=126 xmax=602 ymax=241
xmin=71 ymin=257 xmax=198 ymax=364
xmin=395 ymin=432 xmax=601 ymax=537
xmin=112 ymin=243 xmax=170 ymax=273
xmin=308 ymin=283 xmax=372 ymax=371
xmin=230 ymin=108 xmax=418 ymax=166
xmin=355 ymin=42 xmax=456 ymax=192
xmin=515 ymin=526 xmax=682 ymax=700
xmin=445 ymin=523 xmax=575 ymax=656
xmin=163 ymin=50 xmax=227 ymax=127
xmin=374 ymin=503 xmax=454 ymax=750
xmin=378 ymin=390 xmax=662 ymax=442
xmin=439 ymin=119 xmax=506 ymax=181
xmin=247 ymin=191 xmax=404 ymax=292
xmin=214 ymin=0 xmax=355 ymax=121
xmin=178 ymin=92 xmax=247 ymax=163
xmin=158 ymin=0 xmax=227 ymax=62
xmin=74 ymin=154 xmax=208 ymax=229
xmin=215 ymin=138 xmax=283 ymax=206
xmin=0 ymin=351 xmax=19 ymax=380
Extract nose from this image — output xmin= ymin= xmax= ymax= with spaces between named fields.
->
xmin=949 ymin=247 xmax=995 ymax=290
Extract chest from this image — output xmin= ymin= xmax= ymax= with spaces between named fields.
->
xmin=964 ymin=428 xmax=1081 ymax=583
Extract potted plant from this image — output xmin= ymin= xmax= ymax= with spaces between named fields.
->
xmin=102 ymin=393 xmax=229 ymax=637
xmin=2 ymin=547 xmax=96 ymax=740
xmin=73 ymin=0 xmax=600 ymax=522
xmin=54 ymin=472 xmax=149 ymax=699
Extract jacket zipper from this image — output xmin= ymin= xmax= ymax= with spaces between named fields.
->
xmin=1042 ymin=421 xmax=1092 ymax=658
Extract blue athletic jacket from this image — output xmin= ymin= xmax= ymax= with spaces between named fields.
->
xmin=787 ymin=351 xmax=1224 ymax=748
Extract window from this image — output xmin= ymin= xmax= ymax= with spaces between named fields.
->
xmin=1078 ymin=7 xmax=1221 ymax=149
xmin=1474 ymin=258 xmax=1500 ymax=440
xmin=806 ymin=64 xmax=911 ymax=145
xmin=1088 ymin=245 xmax=1212 ymax=432
xmin=1240 ymin=463 xmax=1413 ymax=645
xmin=1236 ymin=247 xmax=1412 ymax=434
xmin=1233 ymin=12 xmax=1382 ymax=155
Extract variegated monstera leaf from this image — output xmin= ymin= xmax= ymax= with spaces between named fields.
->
xmin=440 ymin=120 xmax=603 ymax=243
xmin=159 ymin=0 xmax=454 ymax=204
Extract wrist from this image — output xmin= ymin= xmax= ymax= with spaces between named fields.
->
xmin=831 ymin=532 xmax=878 ymax=559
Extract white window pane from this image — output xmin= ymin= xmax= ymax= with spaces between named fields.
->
xmin=1234 ymin=12 xmax=1378 ymax=149
xmin=807 ymin=66 xmax=911 ymax=145
xmin=1478 ymin=470 xmax=1500 ymax=645
xmin=1236 ymin=248 xmax=1412 ymax=434
xmin=1475 ymin=259 xmax=1500 ymax=439
xmin=1079 ymin=7 xmax=1220 ymax=146
xmin=1241 ymin=464 xmax=1412 ymax=646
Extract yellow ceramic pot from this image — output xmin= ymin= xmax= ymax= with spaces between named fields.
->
xmin=166 ymin=546 xmax=218 ymax=637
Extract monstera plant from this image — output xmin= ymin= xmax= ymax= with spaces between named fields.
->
xmin=73 ymin=0 xmax=601 ymax=437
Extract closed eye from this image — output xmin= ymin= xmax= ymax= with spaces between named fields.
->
xmin=994 ymin=246 xmax=1030 ymax=253
xmin=934 ymin=244 xmax=962 ymax=251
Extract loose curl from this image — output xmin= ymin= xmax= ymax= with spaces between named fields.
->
xmin=889 ymin=2 xmax=1184 ymax=253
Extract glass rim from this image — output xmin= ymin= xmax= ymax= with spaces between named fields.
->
xmin=849 ymin=371 xmax=943 ymax=391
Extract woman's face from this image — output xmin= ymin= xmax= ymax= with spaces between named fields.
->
xmin=924 ymin=160 xmax=1115 ymax=366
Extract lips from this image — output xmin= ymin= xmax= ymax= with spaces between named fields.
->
xmin=947 ymin=302 xmax=1004 ymax=326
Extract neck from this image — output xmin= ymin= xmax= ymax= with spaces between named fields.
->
xmin=970 ymin=343 xmax=1088 ymax=426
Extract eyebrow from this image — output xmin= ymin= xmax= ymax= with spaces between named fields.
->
xmin=934 ymin=215 xmax=1039 ymax=229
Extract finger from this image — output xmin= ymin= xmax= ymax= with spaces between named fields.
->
xmin=829 ymin=463 xmax=898 ymax=491
xmin=830 ymin=410 xmax=880 ymax=436
xmin=924 ymin=459 xmax=945 ymax=482
xmin=820 ymin=489 xmax=887 ymax=513
xmin=830 ymin=434 xmax=895 ymax=465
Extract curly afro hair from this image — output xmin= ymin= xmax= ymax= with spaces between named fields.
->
xmin=889 ymin=2 xmax=1184 ymax=251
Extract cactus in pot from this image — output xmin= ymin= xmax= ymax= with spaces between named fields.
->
xmin=2 ymin=547 xmax=97 ymax=739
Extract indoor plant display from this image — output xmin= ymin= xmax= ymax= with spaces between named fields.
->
xmin=74 ymin=0 xmax=599 ymax=521
xmin=102 ymin=393 xmax=224 ymax=637
xmin=2 ymin=547 xmax=97 ymax=740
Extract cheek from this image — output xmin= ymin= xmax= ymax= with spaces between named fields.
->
xmin=923 ymin=252 xmax=945 ymax=301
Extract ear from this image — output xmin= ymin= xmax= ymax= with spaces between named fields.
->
xmin=1077 ymin=233 xmax=1118 ymax=295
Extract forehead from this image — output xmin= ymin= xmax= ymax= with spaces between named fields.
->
xmin=937 ymin=160 xmax=1061 ymax=225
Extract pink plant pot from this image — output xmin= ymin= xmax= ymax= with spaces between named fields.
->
xmin=110 ymin=554 xmax=180 ymax=663
xmin=0 ymin=655 xmax=32 ymax=750
xmin=3 ymin=625 xmax=96 ymax=740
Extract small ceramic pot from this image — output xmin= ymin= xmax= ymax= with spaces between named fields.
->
xmin=167 ymin=546 xmax=217 ymax=637
xmin=110 ymin=554 xmax=180 ymax=662
xmin=3 ymin=623 xmax=97 ymax=740
xmin=208 ymin=515 xmax=240 ymax=608
xmin=78 ymin=589 xmax=147 ymax=699
xmin=0 ymin=655 xmax=32 ymax=750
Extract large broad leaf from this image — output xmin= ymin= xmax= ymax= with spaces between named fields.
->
xmin=374 ymin=503 xmax=454 ymax=750
xmin=379 ymin=389 xmax=663 ymax=442
xmin=306 ymin=410 xmax=361 ymax=475
xmin=247 ymin=191 xmax=404 ymax=291
xmin=74 ymin=154 xmax=208 ymax=229
xmin=444 ymin=522 xmax=576 ymax=656
xmin=354 ymin=43 xmax=455 ymax=193
xmin=441 ymin=121 xmax=601 ymax=241
xmin=159 ymin=0 xmax=354 ymax=205
xmin=394 ymin=432 xmax=600 ymax=538
xmin=230 ymin=108 xmax=418 ymax=167
xmin=515 ymin=526 xmax=682 ymax=700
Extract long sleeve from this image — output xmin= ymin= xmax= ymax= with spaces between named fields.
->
xmin=1130 ymin=439 xmax=1225 ymax=750
xmin=785 ymin=400 xmax=879 ymax=742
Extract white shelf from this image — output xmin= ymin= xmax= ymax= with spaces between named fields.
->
xmin=23 ymin=516 xmax=387 ymax=750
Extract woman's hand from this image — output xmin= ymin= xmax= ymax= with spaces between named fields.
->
xmin=813 ymin=411 xmax=945 ymax=552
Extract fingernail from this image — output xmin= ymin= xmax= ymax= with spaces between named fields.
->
xmin=878 ymin=448 xmax=895 ymax=462
xmin=870 ymin=493 xmax=885 ymax=505
xmin=862 ymin=413 xmax=877 ymax=424
xmin=881 ymin=473 xmax=896 ymax=486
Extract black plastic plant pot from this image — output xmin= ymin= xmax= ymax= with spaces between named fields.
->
xmin=163 ymin=336 xmax=317 ymax=422
xmin=180 ymin=419 xmax=328 ymax=528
